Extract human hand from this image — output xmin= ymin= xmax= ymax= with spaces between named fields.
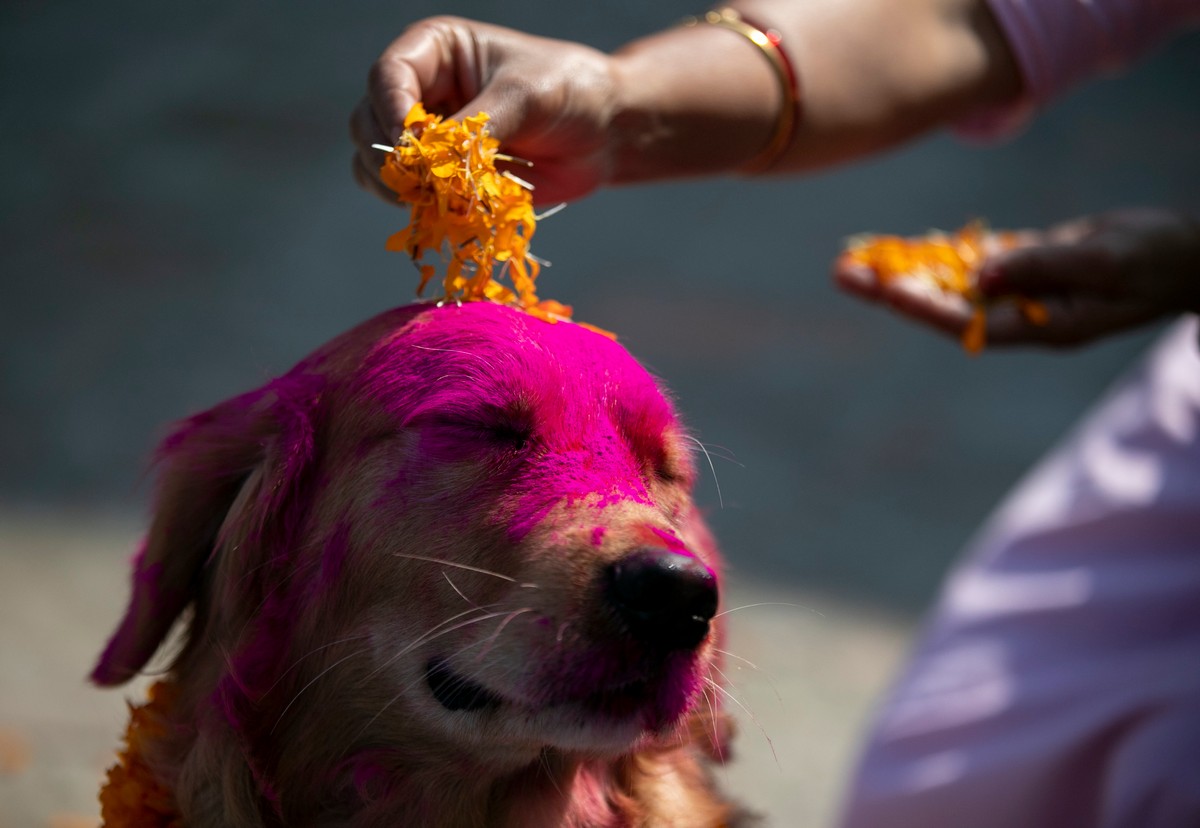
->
xmin=350 ymin=16 xmax=619 ymax=206
xmin=835 ymin=208 xmax=1200 ymax=349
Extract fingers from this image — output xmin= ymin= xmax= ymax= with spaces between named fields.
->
xmin=984 ymin=296 xmax=1156 ymax=348
xmin=978 ymin=240 xmax=1115 ymax=298
xmin=832 ymin=253 xmax=1147 ymax=350
xmin=832 ymin=257 xmax=883 ymax=301
xmin=368 ymin=17 xmax=480 ymax=143
xmin=834 ymin=210 xmax=1198 ymax=352
xmin=352 ymin=16 xmax=488 ymax=206
xmin=352 ymin=16 xmax=541 ymax=203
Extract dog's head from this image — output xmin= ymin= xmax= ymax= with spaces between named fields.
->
xmin=93 ymin=302 xmax=726 ymax=814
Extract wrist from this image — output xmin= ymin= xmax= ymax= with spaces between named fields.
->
xmin=604 ymin=20 xmax=781 ymax=186
xmin=684 ymin=7 xmax=801 ymax=174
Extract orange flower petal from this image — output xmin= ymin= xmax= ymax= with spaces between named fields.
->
xmin=377 ymin=103 xmax=608 ymax=336
xmin=844 ymin=221 xmax=1041 ymax=354
xmin=963 ymin=308 xmax=987 ymax=354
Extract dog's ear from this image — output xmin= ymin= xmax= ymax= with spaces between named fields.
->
xmin=91 ymin=377 xmax=321 ymax=687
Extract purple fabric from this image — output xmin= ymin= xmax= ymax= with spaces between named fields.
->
xmin=838 ymin=319 xmax=1200 ymax=827
xmin=845 ymin=5 xmax=1200 ymax=823
xmin=957 ymin=0 xmax=1200 ymax=137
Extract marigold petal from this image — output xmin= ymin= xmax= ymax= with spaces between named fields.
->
xmin=844 ymin=221 xmax=1045 ymax=354
xmin=1019 ymin=298 xmax=1050 ymax=326
xmin=962 ymin=308 xmax=987 ymax=354
xmin=374 ymin=102 xmax=615 ymax=334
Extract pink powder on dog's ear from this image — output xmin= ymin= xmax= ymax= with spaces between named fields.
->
xmin=91 ymin=547 xmax=184 ymax=686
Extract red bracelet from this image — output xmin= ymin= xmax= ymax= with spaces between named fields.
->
xmin=683 ymin=6 xmax=801 ymax=172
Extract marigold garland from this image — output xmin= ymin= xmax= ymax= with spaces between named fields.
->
xmin=378 ymin=102 xmax=612 ymax=338
xmin=843 ymin=221 xmax=1047 ymax=354
xmin=98 ymin=681 xmax=182 ymax=828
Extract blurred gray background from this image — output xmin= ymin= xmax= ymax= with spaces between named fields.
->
xmin=1 ymin=1 xmax=1197 ymax=824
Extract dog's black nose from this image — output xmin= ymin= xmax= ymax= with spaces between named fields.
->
xmin=606 ymin=548 xmax=719 ymax=651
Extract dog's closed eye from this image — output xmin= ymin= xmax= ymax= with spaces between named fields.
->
xmin=477 ymin=418 xmax=533 ymax=451
xmin=423 ymin=407 xmax=535 ymax=454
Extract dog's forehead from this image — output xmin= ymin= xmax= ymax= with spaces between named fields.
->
xmin=356 ymin=303 xmax=675 ymax=423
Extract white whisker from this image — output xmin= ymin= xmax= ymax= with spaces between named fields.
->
xmin=690 ymin=440 xmax=742 ymax=466
xmin=714 ymin=601 xmax=820 ymax=619
xmin=538 ymin=750 xmax=567 ymax=800
xmin=272 ymin=647 xmax=370 ymax=734
xmin=392 ymin=552 xmax=538 ymax=588
xmin=685 ymin=435 xmax=724 ymax=509
xmin=276 ymin=605 xmax=517 ymax=734
xmin=713 ymin=647 xmax=784 ymax=706
xmin=354 ymin=631 xmax=497 ymax=738
xmin=474 ymin=608 xmax=533 ymax=661
xmin=705 ymin=675 xmax=779 ymax=769
xmin=266 ymin=633 xmax=372 ymax=695
xmin=701 ymin=680 xmax=725 ymax=763
xmin=359 ymin=604 xmax=502 ymax=684
xmin=442 ymin=571 xmax=477 ymax=606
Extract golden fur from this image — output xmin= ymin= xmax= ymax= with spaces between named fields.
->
xmin=94 ymin=304 xmax=751 ymax=826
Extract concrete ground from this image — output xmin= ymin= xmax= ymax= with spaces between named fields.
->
xmin=0 ymin=507 xmax=911 ymax=827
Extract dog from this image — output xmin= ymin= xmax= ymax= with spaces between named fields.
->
xmin=92 ymin=301 xmax=748 ymax=826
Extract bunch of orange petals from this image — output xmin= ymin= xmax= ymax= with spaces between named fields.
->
xmin=377 ymin=103 xmax=608 ymax=334
xmin=843 ymin=222 xmax=1047 ymax=353
xmin=99 ymin=681 xmax=182 ymax=827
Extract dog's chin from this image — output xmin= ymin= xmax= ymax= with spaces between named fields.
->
xmin=424 ymin=657 xmax=703 ymax=755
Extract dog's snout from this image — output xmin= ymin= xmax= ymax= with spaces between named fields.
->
xmin=606 ymin=548 xmax=718 ymax=651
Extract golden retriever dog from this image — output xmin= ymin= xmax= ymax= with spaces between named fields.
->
xmin=92 ymin=302 xmax=748 ymax=826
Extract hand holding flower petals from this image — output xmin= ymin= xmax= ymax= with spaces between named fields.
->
xmin=379 ymin=103 xmax=614 ymax=337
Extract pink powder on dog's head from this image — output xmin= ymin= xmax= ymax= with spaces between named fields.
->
xmin=353 ymin=303 xmax=680 ymax=542
xmin=590 ymin=526 xmax=606 ymax=547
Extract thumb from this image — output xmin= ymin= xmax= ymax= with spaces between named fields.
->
xmin=370 ymin=18 xmax=484 ymax=143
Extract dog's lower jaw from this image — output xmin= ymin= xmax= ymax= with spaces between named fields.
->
xmin=170 ymin=722 xmax=721 ymax=828
xmin=171 ymin=668 xmax=707 ymax=826
xmin=325 ymin=747 xmax=734 ymax=828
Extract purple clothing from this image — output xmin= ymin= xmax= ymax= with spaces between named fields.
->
xmin=958 ymin=0 xmax=1200 ymax=136
xmin=990 ymin=0 xmax=1200 ymax=105
xmin=838 ymin=320 xmax=1200 ymax=827
xmin=840 ymin=4 xmax=1200 ymax=825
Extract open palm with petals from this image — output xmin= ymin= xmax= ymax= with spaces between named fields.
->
xmin=835 ymin=208 xmax=1200 ymax=349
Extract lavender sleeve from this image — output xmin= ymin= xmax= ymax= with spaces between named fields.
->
xmin=957 ymin=0 xmax=1200 ymax=138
